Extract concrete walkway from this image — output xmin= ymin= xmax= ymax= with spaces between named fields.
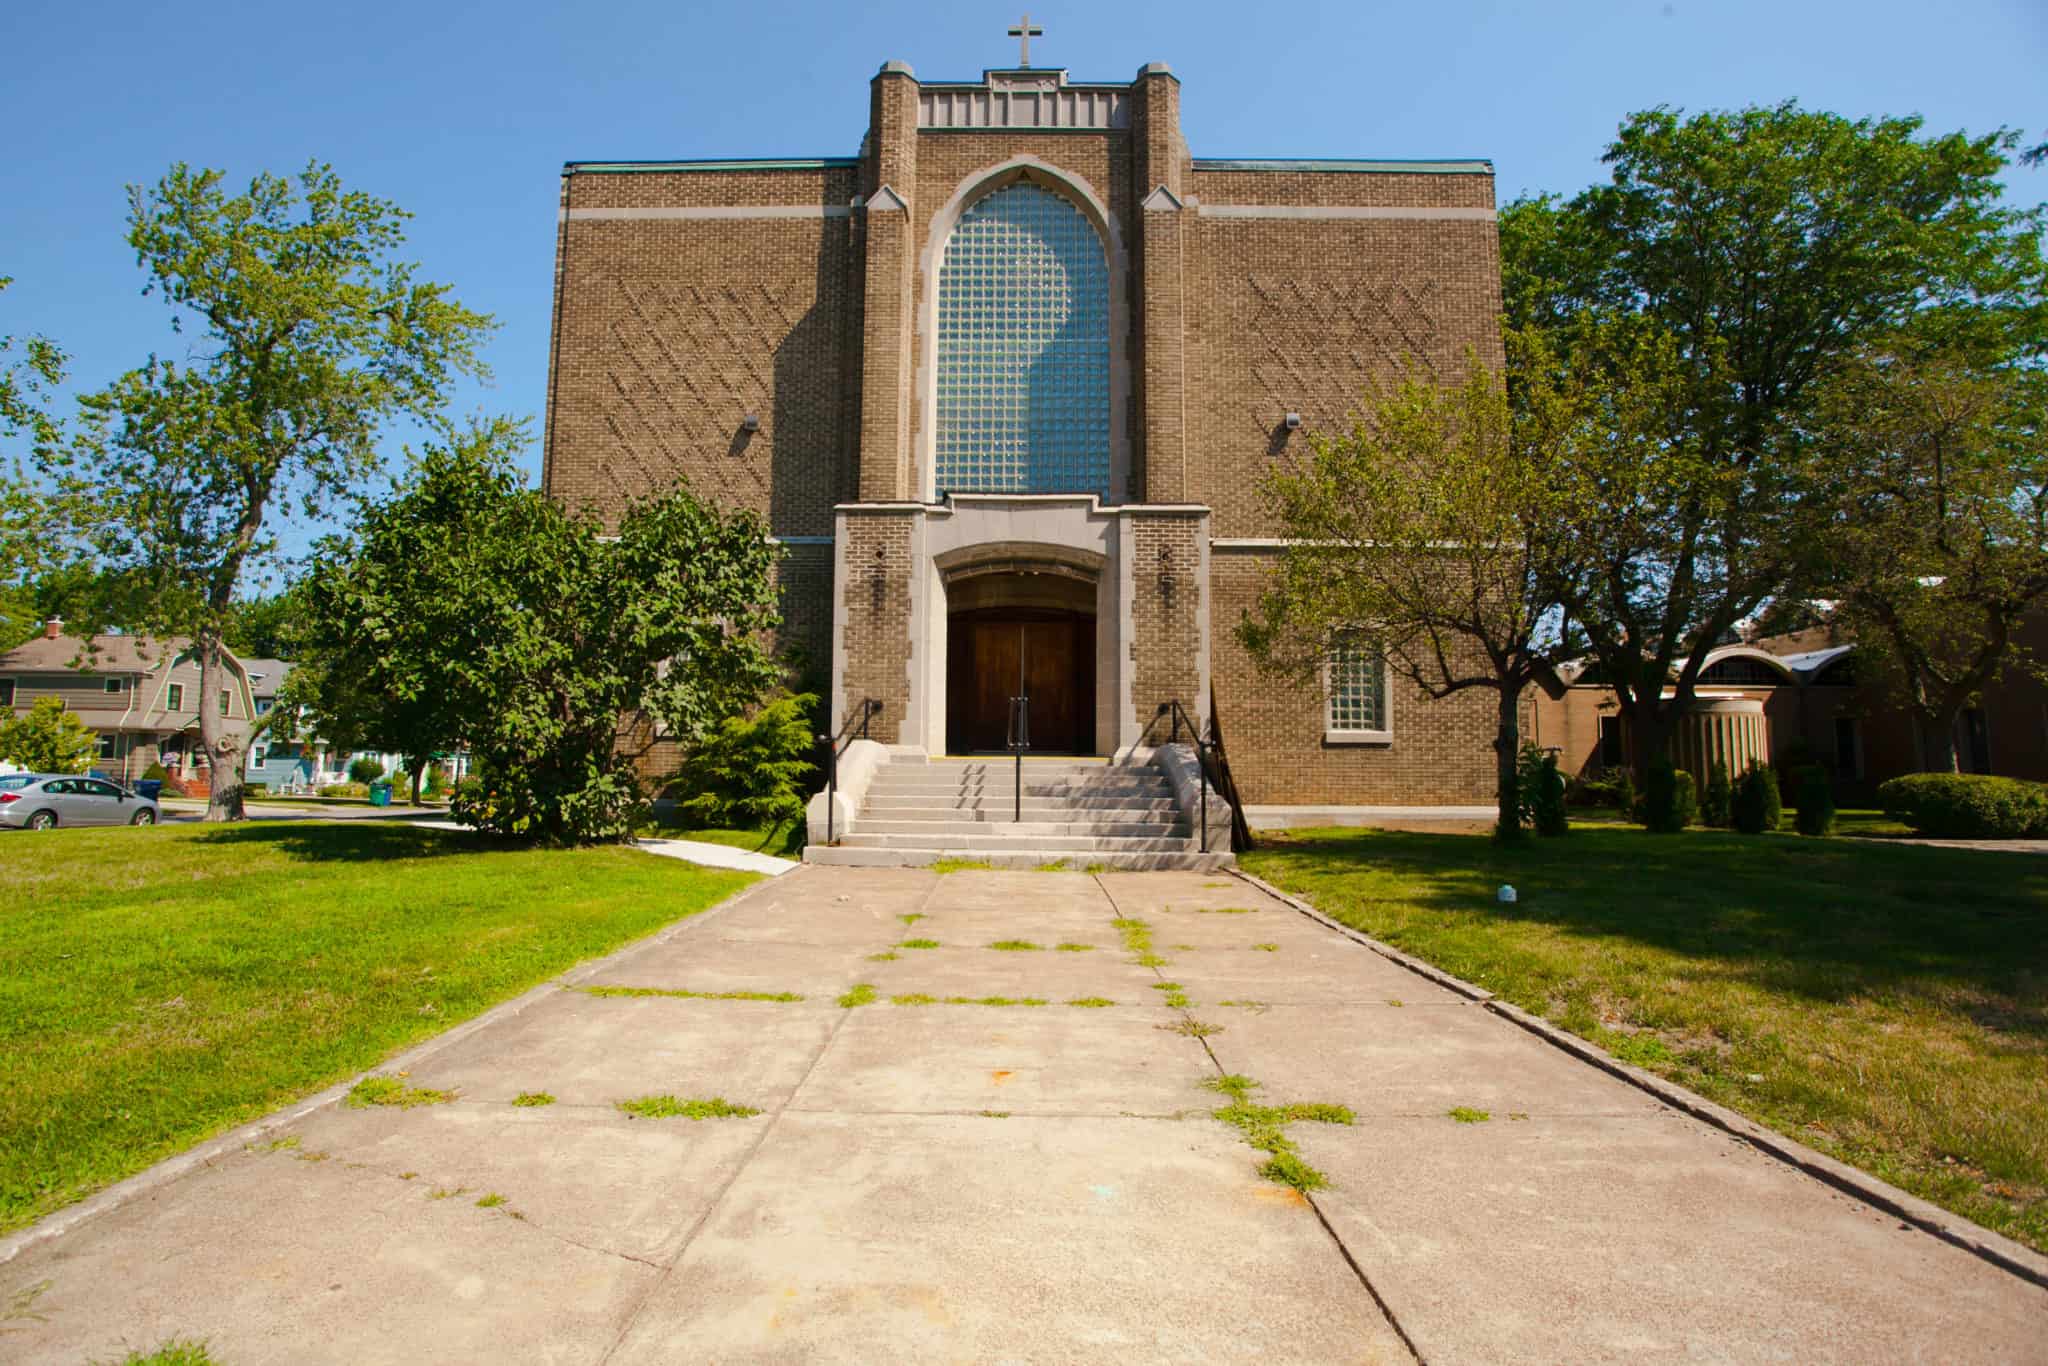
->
xmin=2 ymin=868 xmax=2042 ymax=1362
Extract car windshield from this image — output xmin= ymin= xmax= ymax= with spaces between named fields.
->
xmin=0 ymin=775 xmax=35 ymax=791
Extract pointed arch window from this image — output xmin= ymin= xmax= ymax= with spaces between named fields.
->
xmin=934 ymin=181 xmax=1111 ymax=498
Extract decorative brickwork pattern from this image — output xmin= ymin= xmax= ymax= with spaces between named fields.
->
xmin=837 ymin=511 xmax=916 ymax=744
xmin=1129 ymin=513 xmax=1204 ymax=733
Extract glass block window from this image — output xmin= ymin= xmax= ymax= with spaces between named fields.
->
xmin=935 ymin=182 xmax=1111 ymax=497
xmin=1327 ymin=640 xmax=1390 ymax=736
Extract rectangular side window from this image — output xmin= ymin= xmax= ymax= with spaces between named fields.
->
xmin=167 ymin=683 xmax=184 ymax=711
xmin=98 ymin=732 xmax=116 ymax=760
xmin=1832 ymin=716 xmax=1863 ymax=781
xmin=219 ymin=689 xmax=231 ymax=717
xmin=1325 ymin=639 xmax=1391 ymax=742
xmin=104 ymin=677 xmax=124 ymax=694
xmin=0 ymin=679 xmax=13 ymax=707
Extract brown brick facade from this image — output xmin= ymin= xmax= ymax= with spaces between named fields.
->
xmin=543 ymin=59 xmax=1508 ymax=805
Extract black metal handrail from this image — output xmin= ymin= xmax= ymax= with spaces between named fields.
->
xmin=817 ymin=699 xmax=883 ymax=846
xmin=1006 ymin=691 xmax=1031 ymax=822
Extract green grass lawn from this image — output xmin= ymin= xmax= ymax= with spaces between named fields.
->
xmin=648 ymin=820 xmax=806 ymax=858
xmin=0 ymin=822 xmax=755 ymax=1235
xmin=1242 ymin=825 xmax=2048 ymax=1254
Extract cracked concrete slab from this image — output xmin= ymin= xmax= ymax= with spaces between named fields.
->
xmin=284 ymin=1101 xmax=764 ymax=1265
xmin=0 ymin=1137 xmax=655 ymax=1365
xmin=583 ymin=935 xmax=878 ymax=991
xmin=789 ymin=1004 xmax=1217 ymax=1117
xmin=396 ymin=989 xmax=840 ymax=1109
xmin=1296 ymin=1114 xmax=2048 ymax=1362
xmin=1202 ymin=1002 xmax=1672 ymax=1118
xmin=607 ymin=1113 xmax=1410 ymax=1364
xmin=859 ymin=944 xmax=1166 ymax=999
xmin=1159 ymin=936 xmax=1467 ymax=1004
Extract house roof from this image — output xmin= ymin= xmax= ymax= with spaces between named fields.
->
xmin=0 ymin=632 xmax=189 ymax=674
xmin=239 ymin=658 xmax=294 ymax=694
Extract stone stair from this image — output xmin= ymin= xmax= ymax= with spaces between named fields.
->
xmin=803 ymin=756 xmax=1234 ymax=870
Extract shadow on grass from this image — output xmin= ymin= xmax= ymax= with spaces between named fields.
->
xmin=1250 ymin=827 xmax=2048 ymax=1031
xmin=185 ymin=820 xmax=513 ymax=863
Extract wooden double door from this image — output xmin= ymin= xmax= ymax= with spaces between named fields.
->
xmin=946 ymin=609 xmax=1097 ymax=755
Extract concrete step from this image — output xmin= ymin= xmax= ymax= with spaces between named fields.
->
xmin=838 ymin=832 xmax=1200 ymax=853
xmin=849 ymin=818 xmax=1192 ymax=838
xmin=862 ymin=800 xmax=1182 ymax=818
xmin=803 ymin=846 xmax=1235 ymax=871
xmin=868 ymin=777 xmax=1172 ymax=796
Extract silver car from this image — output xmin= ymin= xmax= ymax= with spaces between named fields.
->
xmin=0 ymin=774 xmax=161 ymax=830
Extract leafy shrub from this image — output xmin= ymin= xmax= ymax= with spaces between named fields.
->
xmin=1532 ymin=753 xmax=1569 ymax=837
xmin=1795 ymin=767 xmax=1836 ymax=836
xmin=319 ymin=782 xmax=369 ymax=799
xmin=1641 ymin=758 xmax=1697 ymax=833
xmin=347 ymin=756 xmax=385 ymax=784
xmin=1732 ymin=763 xmax=1782 ymax=834
xmin=423 ymin=765 xmax=448 ymax=798
xmin=143 ymin=762 xmax=170 ymax=781
xmin=1701 ymin=760 xmax=1733 ymax=828
xmin=672 ymin=693 xmax=818 ymax=828
xmin=388 ymin=769 xmax=410 ymax=798
xmin=1512 ymin=741 xmax=1546 ymax=829
xmin=453 ymin=761 xmax=647 ymax=843
xmin=1877 ymin=773 xmax=2048 ymax=839
xmin=244 ymin=781 xmax=269 ymax=796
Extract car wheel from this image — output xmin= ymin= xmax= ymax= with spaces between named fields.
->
xmin=131 ymin=809 xmax=157 ymax=826
xmin=27 ymin=811 xmax=56 ymax=831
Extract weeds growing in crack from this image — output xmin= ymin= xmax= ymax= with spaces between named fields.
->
xmin=1202 ymin=1074 xmax=1352 ymax=1192
xmin=1159 ymin=1017 xmax=1222 ymax=1039
xmin=838 ymin=983 xmax=878 ymax=1008
xmin=899 ymin=913 xmax=926 ymax=926
xmin=476 ymin=1193 xmax=507 ymax=1208
xmin=866 ymin=951 xmax=900 ymax=962
xmin=1055 ymin=942 xmax=1096 ymax=952
xmin=1251 ymin=943 xmax=1279 ymax=952
xmin=1113 ymin=917 xmax=1159 ymax=964
xmin=101 ymin=1337 xmax=219 ymax=1365
xmin=932 ymin=858 xmax=995 ymax=873
xmin=988 ymin=940 xmax=1043 ymax=952
xmin=512 ymin=1091 xmax=556 ymax=1107
xmin=347 ymin=1075 xmax=455 ymax=1109
xmin=617 ymin=1095 xmax=761 ymax=1120
xmin=899 ymin=938 xmax=941 ymax=950
xmin=577 ymin=985 xmax=803 ymax=1003
xmin=1449 ymin=1106 xmax=1492 ymax=1124
xmin=890 ymin=993 xmax=1047 ymax=1007
xmin=1199 ymin=906 xmax=1258 ymax=915
xmin=1067 ymin=996 xmax=1115 ymax=1008
xmin=1152 ymin=981 xmax=1191 ymax=1009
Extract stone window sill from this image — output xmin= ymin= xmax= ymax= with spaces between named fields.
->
xmin=1324 ymin=729 xmax=1392 ymax=747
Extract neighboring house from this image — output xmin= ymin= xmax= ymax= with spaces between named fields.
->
xmin=238 ymin=658 xmax=472 ymax=794
xmin=1531 ymin=616 xmax=2048 ymax=800
xmin=0 ymin=619 xmax=257 ymax=790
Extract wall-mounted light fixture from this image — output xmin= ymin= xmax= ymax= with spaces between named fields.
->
xmin=1282 ymin=411 xmax=1302 ymax=432
xmin=869 ymin=546 xmax=888 ymax=615
xmin=1156 ymin=544 xmax=1177 ymax=604
xmin=741 ymin=413 xmax=761 ymax=433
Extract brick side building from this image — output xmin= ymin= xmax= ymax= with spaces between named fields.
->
xmin=542 ymin=55 xmax=1506 ymax=807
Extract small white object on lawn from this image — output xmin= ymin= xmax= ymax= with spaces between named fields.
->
xmin=1497 ymin=885 xmax=1518 ymax=904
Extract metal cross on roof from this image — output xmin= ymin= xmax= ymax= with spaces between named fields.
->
xmin=1007 ymin=13 xmax=1044 ymax=67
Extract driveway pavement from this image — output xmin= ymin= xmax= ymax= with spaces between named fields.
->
xmin=2 ymin=868 xmax=2043 ymax=1363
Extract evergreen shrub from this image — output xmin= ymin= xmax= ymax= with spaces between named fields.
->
xmin=1794 ymin=767 xmax=1836 ymax=836
xmin=1642 ymin=758 xmax=1696 ymax=832
xmin=672 ymin=692 xmax=819 ymax=828
xmin=1701 ymin=760 xmax=1734 ymax=828
xmin=1732 ymin=763 xmax=1782 ymax=834
xmin=347 ymin=756 xmax=385 ymax=784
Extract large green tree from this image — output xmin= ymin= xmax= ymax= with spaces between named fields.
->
xmin=1238 ymin=354 xmax=1581 ymax=840
xmin=1504 ymin=104 xmax=2048 ymax=776
xmin=1816 ymin=348 xmax=2048 ymax=770
xmin=38 ymin=164 xmax=493 ymax=821
xmin=300 ymin=423 xmax=785 ymax=842
xmin=1 ymin=276 xmax=66 ymax=634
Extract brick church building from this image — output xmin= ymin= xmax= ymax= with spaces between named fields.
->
xmin=541 ymin=46 xmax=1506 ymax=819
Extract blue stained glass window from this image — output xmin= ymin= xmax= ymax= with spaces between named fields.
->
xmin=935 ymin=182 xmax=1111 ymax=497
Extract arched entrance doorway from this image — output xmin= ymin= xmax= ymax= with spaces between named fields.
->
xmin=941 ymin=557 xmax=1099 ymax=756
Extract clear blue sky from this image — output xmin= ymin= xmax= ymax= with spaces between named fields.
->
xmin=4 ymin=0 xmax=2044 ymax=547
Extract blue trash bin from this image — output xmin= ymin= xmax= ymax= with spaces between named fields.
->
xmin=368 ymin=781 xmax=393 ymax=808
xmin=134 ymin=780 xmax=163 ymax=801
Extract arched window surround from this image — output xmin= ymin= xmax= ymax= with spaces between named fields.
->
xmin=916 ymin=158 xmax=1130 ymax=504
